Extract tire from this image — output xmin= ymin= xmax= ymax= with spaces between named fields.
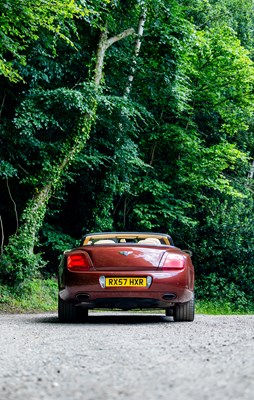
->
xmin=58 ymin=296 xmax=79 ymax=323
xmin=173 ymin=297 xmax=195 ymax=322
xmin=165 ymin=308 xmax=173 ymax=317
xmin=78 ymin=308 xmax=89 ymax=322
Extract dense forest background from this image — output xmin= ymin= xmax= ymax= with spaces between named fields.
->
xmin=0 ymin=0 xmax=254 ymax=311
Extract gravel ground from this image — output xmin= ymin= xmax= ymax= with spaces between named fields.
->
xmin=0 ymin=312 xmax=253 ymax=400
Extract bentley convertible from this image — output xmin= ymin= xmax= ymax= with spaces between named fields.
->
xmin=58 ymin=232 xmax=195 ymax=322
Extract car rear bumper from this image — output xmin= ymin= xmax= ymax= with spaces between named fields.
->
xmin=59 ymin=287 xmax=194 ymax=310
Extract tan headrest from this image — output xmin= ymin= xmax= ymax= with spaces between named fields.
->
xmin=138 ymin=238 xmax=161 ymax=245
xmin=94 ymin=239 xmax=115 ymax=245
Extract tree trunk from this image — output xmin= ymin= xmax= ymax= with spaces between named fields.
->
xmin=248 ymin=160 xmax=254 ymax=179
xmin=93 ymin=6 xmax=147 ymax=230
xmin=125 ymin=7 xmax=147 ymax=97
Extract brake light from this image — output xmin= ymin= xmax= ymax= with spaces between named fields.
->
xmin=67 ymin=253 xmax=91 ymax=272
xmin=161 ymin=254 xmax=185 ymax=270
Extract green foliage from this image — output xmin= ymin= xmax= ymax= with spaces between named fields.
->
xmin=196 ymin=281 xmax=254 ymax=314
xmin=1 ymin=0 xmax=254 ymax=311
xmin=0 ymin=233 xmax=46 ymax=285
xmin=185 ymin=0 xmax=254 ymax=52
xmin=184 ymin=25 xmax=254 ymax=136
xmin=0 ymin=278 xmax=58 ymax=312
xmin=40 ymin=223 xmax=78 ymax=273
xmin=41 ymin=223 xmax=77 ymax=254
xmin=190 ymin=194 xmax=254 ymax=310
xmin=196 ymin=299 xmax=254 ymax=315
xmin=0 ymin=0 xmax=87 ymax=81
xmin=0 ymin=161 xmax=18 ymax=178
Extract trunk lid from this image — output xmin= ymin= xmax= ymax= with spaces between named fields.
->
xmin=84 ymin=245 xmax=167 ymax=271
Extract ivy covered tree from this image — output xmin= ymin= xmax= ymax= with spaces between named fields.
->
xmin=0 ymin=0 xmax=141 ymax=283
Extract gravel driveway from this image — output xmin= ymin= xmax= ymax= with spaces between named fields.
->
xmin=0 ymin=312 xmax=253 ymax=400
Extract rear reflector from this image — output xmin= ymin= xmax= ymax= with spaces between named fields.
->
xmin=161 ymin=254 xmax=185 ymax=270
xmin=67 ymin=253 xmax=91 ymax=272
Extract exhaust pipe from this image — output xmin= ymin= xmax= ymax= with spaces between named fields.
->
xmin=162 ymin=293 xmax=176 ymax=300
xmin=76 ymin=294 xmax=90 ymax=301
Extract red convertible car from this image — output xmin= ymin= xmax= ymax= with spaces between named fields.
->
xmin=58 ymin=232 xmax=195 ymax=322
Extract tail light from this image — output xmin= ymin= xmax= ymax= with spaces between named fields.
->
xmin=67 ymin=253 xmax=91 ymax=272
xmin=161 ymin=253 xmax=185 ymax=270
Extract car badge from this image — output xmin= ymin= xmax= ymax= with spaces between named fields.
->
xmin=119 ymin=251 xmax=133 ymax=256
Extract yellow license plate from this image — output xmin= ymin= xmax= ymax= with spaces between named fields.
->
xmin=105 ymin=277 xmax=146 ymax=287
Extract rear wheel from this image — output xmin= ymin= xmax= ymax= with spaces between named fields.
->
xmin=173 ymin=297 xmax=195 ymax=322
xmin=58 ymin=296 xmax=79 ymax=323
